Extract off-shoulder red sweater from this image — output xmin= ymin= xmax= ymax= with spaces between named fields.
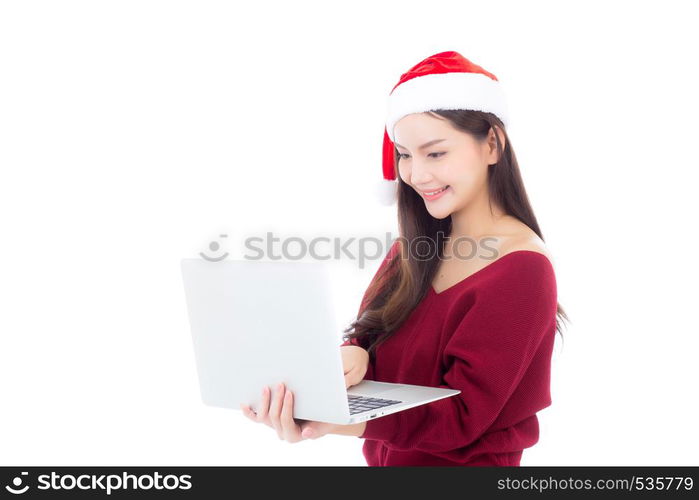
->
xmin=341 ymin=243 xmax=558 ymax=466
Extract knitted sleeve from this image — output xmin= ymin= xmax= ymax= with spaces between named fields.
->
xmin=359 ymin=253 xmax=557 ymax=457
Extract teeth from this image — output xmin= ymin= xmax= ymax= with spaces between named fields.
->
xmin=425 ymin=186 xmax=447 ymax=196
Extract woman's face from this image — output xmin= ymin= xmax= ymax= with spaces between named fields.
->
xmin=393 ymin=112 xmax=498 ymax=219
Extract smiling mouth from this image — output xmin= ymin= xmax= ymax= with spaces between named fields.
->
xmin=422 ymin=186 xmax=449 ymax=196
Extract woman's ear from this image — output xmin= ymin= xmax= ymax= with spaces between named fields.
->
xmin=487 ymin=125 xmax=506 ymax=165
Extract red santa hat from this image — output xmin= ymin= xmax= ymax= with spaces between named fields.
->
xmin=377 ymin=51 xmax=511 ymax=205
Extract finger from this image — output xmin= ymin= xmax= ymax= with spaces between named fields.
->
xmin=308 ymin=420 xmax=337 ymax=439
xmin=270 ymin=383 xmax=284 ymax=439
xmin=344 ymin=367 xmax=358 ymax=389
xmin=280 ymin=389 xmax=300 ymax=441
xmin=301 ymin=421 xmax=329 ymax=440
xmin=240 ymin=403 xmax=257 ymax=421
xmin=301 ymin=422 xmax=316 ymax=439
xmin=257 ymin=385 xmax=271 ymax=423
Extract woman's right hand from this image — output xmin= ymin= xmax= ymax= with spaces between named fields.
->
xmin=341 ymin=345 xmax=369 ymax=389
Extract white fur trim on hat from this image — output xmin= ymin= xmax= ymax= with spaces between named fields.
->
xmin=385 ymin=72 xmax=510 ymax=141
xmin=375 ymin=178 xmax=398 ymax=206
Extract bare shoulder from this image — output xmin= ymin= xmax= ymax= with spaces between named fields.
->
xmin=500 ymin=227 xmax=555 ymax=267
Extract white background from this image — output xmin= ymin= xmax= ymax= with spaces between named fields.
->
xmin=1 ymin=0 xmax=697 ymax=466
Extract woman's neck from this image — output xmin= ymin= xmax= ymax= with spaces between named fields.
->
xmin=449 ymin=191 xmax=511 ymax=241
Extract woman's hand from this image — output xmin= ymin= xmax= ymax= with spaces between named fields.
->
xmin=341 ymin=345 xmax=370 ymax=389
xmin=239 ymin=383 xmax=339 ymax=442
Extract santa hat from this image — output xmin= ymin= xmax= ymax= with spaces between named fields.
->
xmin=377 ymin=51 xmax=510 ymax=205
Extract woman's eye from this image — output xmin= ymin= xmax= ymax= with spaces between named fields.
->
xmin=397 ymin=152 xmax=445 ymax=160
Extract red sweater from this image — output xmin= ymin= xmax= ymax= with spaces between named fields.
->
xmin=342 ymin=243 xmax=558 ymax=466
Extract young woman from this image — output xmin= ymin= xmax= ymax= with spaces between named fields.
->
xmin=240 ymin=51 xmax=569 ymax=466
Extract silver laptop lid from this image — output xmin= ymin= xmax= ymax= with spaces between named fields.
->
xmin=181 ymin=258 xmax=351 ymax=424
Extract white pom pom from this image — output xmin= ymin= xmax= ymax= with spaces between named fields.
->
xmin=375 ymin=179 xmax=398 ymax=206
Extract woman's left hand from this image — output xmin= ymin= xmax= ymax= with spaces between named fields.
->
xmin=240 ymin=382 xmax=338 ymax=443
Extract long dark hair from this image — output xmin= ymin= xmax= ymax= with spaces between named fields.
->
xmin=343 ymin=109 xmax=570 ymax=361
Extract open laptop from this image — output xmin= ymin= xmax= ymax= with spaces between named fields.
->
xmin=180 ymin=257 xmax=460 ymax=425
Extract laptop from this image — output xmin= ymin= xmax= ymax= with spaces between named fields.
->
xmin=180 ymin=257 xmax=460 ymax=425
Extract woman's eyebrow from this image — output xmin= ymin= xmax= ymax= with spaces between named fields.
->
xmin=394 ymin=139 xmax=446 ymax=151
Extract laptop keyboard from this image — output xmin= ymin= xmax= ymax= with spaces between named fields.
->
xmin=347 ymin=394 xmax=403 ymax=415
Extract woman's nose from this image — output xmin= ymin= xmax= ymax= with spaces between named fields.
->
xmin=410 ymin=161 xmax=434 ymax=185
